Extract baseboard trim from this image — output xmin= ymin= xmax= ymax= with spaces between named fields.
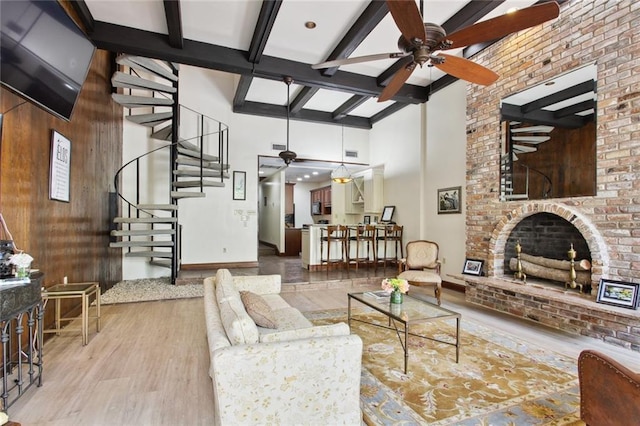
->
xmin=181 ymin=261 xmax=259 ymax=270
xmin=443 ymin=280 xmax=465 ymax=293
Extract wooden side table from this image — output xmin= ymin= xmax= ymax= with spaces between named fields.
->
xmin=41 ymin=282 xmax=101 ymax=346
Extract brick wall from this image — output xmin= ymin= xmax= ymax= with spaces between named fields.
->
xmin=466 ymin=0 xmax=640 ymax=285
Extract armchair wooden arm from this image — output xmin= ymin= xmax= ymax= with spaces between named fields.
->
xmin=578 ymin=349 xmax=640 ymax=426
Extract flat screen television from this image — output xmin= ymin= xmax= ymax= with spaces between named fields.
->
xmin=0 ymin=0 xmax=96 ymax=121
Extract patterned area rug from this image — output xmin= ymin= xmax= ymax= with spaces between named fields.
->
xmin=307 ymin=309 xmax=584 ymax=426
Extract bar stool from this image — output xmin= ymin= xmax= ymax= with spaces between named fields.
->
xmin=320 ymin=225 xmax=349 ymax=271
xmin=375 ymin=224 xmax=403 ymax=269
xmin=348 ymin=224 xmax=377 ymax=271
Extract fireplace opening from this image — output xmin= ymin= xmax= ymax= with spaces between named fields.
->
xmin=505 ymin=213 xmax=592 ymax=292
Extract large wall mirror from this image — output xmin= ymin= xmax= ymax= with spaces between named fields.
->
xmin=499 ymin=63 xmax=597 ymax=201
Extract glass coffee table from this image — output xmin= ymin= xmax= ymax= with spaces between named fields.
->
xmin=348 ymin=292 xmax=460 ymax=373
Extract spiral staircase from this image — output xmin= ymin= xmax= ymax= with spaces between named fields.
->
xmin=109 ymin=55 xmax=230 ymax=283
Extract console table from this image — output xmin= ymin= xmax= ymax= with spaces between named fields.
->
xmin=1 ymin=272 xmax=44 ymax=412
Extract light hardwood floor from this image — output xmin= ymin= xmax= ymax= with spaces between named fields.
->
xmin=7 ymin=285 xmax=640 ymax=425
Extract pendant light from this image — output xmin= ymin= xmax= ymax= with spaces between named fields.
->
xmin=278 ymin=76 xmax=297 ymax=166
xmin=331 ymin=125 xmax=352 ymax=183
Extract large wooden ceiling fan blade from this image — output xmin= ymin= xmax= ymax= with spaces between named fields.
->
xmin=441 ymin=2 xmax=560 ymax=50
xmin=378 ymin=64 xmax=415 ymax=102
xmin=434 ymin=54 xmax=498 ymax=86
xmin=386 ymin=0 xmax=426 ymax=43
xmin=312 ymin=52 xmax=408 ymax=70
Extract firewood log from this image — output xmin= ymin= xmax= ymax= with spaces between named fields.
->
xmin=520 ymin=253 xmax=591 ymax=271
xmin=509 ymin=258 xmax=591 ymax=285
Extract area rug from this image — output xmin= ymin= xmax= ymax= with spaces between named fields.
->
xmin=307 ymin=309 xmax=583 ymax=426
xmin=100 ymin=277 xmax=203 ymax=304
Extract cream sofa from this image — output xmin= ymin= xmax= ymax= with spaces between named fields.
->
xmin=204 ymin=269 xmax=363 ymax=425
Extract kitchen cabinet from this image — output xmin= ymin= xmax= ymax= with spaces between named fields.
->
xmin=345 ymin=166 xmax=384 ymax=215
xmin=310 ymin=185 xmax=332 ymax=215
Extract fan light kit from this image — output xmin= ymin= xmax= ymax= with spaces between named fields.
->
xmin=331 ymin=126 xmax=352 ymax=184
xmin=278 ymin=76 xmax=297 ymax=166
xmin=312 ymin=1 xmax=560 ymax=103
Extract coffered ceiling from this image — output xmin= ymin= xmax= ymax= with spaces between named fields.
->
xmin=74 ymin=0 xmax=564 ymax=130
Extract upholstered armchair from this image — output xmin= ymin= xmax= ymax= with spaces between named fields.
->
xmin=397 ymin=240 xmax=442 ymax=305
xmin=578 ymin=349 xmax=640 ymax=426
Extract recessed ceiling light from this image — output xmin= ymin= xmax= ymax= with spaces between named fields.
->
xmin=297 ymin=177 xmax=302 ymax=181
xmin=312 ymin=171 xmax=318 ymax=175
xmin=506 ymin=7 xmax=518 ymax=14
xmin=304 ymin=174 xmax=310 ymax=179
xmin=305 ymin=21 xmax=316 ymax=29
xmin=259 ymin=170 xmax=264 ymax=174
xmin=545 ymin=81 xmax=556 ymax=86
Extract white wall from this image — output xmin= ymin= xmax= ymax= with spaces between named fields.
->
xmin=369 ymin=104 xmax=423 ymax=243
xmin=425 ymin=80 xmax=467 ymax=283
xmin=258 ymin=171 xmax=284 ymax=251
xmin=293 ymin=181 xmax=315 ymax=227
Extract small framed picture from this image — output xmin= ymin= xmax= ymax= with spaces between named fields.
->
xmin=596 ymin=279 xmax=640 ymax=309
xmin=380 ymin=205 xmax=395 ymax=222
xmin=233 ymin=171 xmax=246 ymax=200
xmin=363 ymin=215 xmax=371 ymax=224
xmin=462 ymin=258 xmax=484 ymax=276
xmin=438 ymin=186 xmax=461 ymax=214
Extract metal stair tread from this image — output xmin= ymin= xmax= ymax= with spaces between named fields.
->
xmin=177 ymin=146 xmax=219 ymax=161
xmin=111 ymin=229 xmax=176 ymax=236
xmin=126 ymin=112 xmax=173 ymax=127
xmin=111 ymin=94 xmax=174 ymax=108
xmin=116 ymin=55 xmax=179 ymax=82
xmin=135 ymin=204 xmax=178 ymax=211
xmin=173 ymin=180 xmax=225 ymax=188
xmin=174 ymin=169 xmax=228 ymax=178
xmin=110 ymin=241 xmax=174 ymax=248
xmin=124 ymin=251 xmax=173 ymax=258
xmin=171 ymin=191 xmax=206 ymax=199
xmin=112 ymin=72 xmax=176 ymax=93
xmin=175 ymin=158 xmax=229 ymax=170
xmin=149 ymin=259 xmax=172 ymax=268
xmin=114 ymin=217 xmax=178 ymax=223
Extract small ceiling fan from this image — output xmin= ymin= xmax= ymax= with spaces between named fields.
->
xmin=312 ymin=1 xmax=560 ymax=102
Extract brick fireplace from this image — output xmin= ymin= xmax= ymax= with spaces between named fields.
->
xmin=461 ymin=0 xmax=640 ymax=351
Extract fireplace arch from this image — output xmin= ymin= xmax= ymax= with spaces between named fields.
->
xmin=488 ymin=202 xmax=609 ymax=294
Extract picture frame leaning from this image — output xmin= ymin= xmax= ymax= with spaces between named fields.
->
xmin=462 ymin=258 xmax=484 ymax=276
xmin=596 ymin=279 xmax=640 ymax=309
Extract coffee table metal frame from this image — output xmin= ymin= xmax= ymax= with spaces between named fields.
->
xmin=348 ymin=292 xmax=460 ymax=373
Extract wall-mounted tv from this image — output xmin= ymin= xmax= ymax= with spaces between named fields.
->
xmin=0 ymin=0 xmax=96 ymax=122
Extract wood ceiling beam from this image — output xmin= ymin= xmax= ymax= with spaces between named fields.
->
xmin=290 ymin=87 xmax=319 ymax=114
xmin=69 ymin=0 xmax=95 ymax=34
xmin=234 ymin=102 xmax=372 ymax=129
xmin=248 ymin=0 xmax=282 ymax=63
xmin=163 ymin=0 xmax=183 ymax=49
xmin=332 ymin=95 xmax=369 ymax=120
xmin=90 ymin=21 xmax=428 ymax=104
xmin=233 ymin=75 xmax=253 ymax=108
xmin=500 ymin=103 xmax=587 ymax=129
xmin=321 ymin=1 xmax=389 ymax=78
xmin=521 ymin=80 xmax=595 ymax=114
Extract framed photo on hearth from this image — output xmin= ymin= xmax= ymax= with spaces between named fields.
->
xmin=438 ymin=186 xmax=461 ymax=214
xmin=596 ymin=279 xmax=640 ymax=309
xmin=462 ymin=258 xmax=483 ymax=276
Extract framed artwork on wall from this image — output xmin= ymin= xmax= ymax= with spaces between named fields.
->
xmin=380 ymin=206 xmax=395 ymax=222
xmin=233 ymin=171 xmax=246 ymax=200
xmin=462 ymin=258 xmax=484 ymax=276
xmin=363 ymin=215 xmax=371 ymax=224
xmin=49 ymin=130 xmax=71 ymax=203
xmin=596 ymin=279 xmax=640 ymax=309
xmin=437 ymin=186 xmax=461 ymax=214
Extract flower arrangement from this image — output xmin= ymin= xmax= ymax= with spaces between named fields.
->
xmin=381 ymin=277 xmax=409 ymax=294
xmin=9 ymin=252 xmax=33 ymax=268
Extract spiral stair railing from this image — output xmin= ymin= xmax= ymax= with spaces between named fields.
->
xmin=109 ymin=55 xmax=229 ymax=283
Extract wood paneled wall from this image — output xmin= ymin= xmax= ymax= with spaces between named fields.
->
xmin=0 ymin=47 xmax=123 ymax=305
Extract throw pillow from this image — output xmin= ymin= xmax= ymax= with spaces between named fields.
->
xmin=240 ymin=291 xmax=277 ymax=329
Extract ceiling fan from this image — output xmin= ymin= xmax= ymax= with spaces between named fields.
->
xmin=312 ymin=1 xmax=560 ymax=102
